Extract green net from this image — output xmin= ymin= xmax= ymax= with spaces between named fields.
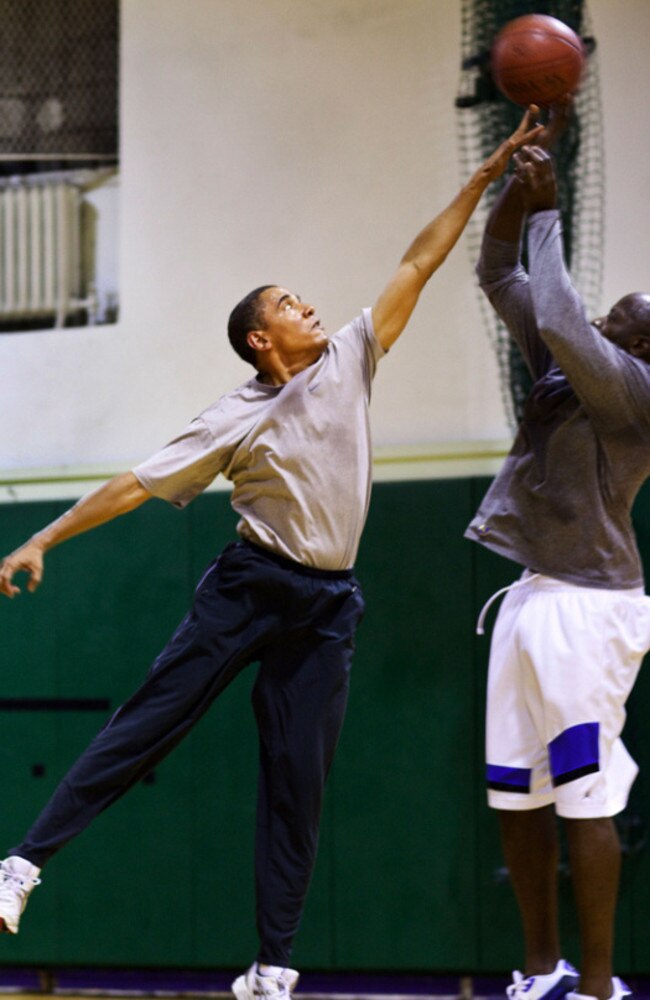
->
xmin=456 ymin=0 xmax=604 ymax=428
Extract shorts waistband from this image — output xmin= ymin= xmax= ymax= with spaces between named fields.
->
xmin=476 ymin=572 xmax=541 ymax=636
xmin=240 ymin=540 xmax=354 ymax=580
xmin=477 ymin=569 xmax=645 ymax=635
xmin=520 ymin=570 xmax=644 ymax=598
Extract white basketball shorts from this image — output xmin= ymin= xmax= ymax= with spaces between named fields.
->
xmin=485 ymin=572 xmax=650 ymax=818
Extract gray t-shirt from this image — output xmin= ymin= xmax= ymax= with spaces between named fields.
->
xmin=466 ymin=210 xmax=650 ymax=589
xmin=134 ymin=308 xmax=384 ymax=571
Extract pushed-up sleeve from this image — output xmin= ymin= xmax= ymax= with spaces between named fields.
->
xmin=476 ymin=228 xmax=552 ymax=381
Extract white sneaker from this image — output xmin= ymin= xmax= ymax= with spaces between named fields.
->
xmin=0 ymin=856 xmax=42 ymax=934
xmin=567 ymin=978 xmax=632 ymax=1000
xmin=507 ymin=959 xmax=580 ymax=1000
xmin=232 ymin=964 xmax=299 ymax=1000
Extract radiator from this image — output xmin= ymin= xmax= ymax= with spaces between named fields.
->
xmin=0 ymin=179 xmax=82 ymax=328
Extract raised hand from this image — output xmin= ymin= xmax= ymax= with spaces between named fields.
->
xmin=537 ymin=96 xmax=574 ymax=150
xmin=513 ymin=145 xmax=558 ymax=213
xmin=481 ymin=104 xmax=544 ymax=183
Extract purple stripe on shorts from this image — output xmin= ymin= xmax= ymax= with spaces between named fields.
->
xmin=549 ymin=722 xmax=600 ymax=787
xmin=486 ymin=763 xmax=531 ymax=792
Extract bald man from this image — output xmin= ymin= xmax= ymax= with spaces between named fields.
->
xmin=467 ymin=144 xmax=650 ymax=1000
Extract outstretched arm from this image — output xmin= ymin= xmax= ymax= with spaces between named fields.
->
xmin=0 ymin=471 xmax=151 ymax=598
xmin=371 ymin=105 xmax=542 ymax=351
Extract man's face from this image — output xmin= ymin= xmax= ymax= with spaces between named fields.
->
xmin=255 ymin=287 xmax=328 ymax=365
xmin=592 ymin=293 xmax=650 ymax=354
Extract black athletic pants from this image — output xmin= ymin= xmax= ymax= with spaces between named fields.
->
xmin=13 ymin=540 xmax=365 ymax=965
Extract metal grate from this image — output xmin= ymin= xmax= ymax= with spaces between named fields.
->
xmin=0 ymin=0 xmax=118 ymax=169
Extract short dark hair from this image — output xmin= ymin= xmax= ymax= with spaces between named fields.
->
xmin=227 ymin=285 xmax=276 ymax=367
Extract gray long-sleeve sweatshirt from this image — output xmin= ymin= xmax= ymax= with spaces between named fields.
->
xmin=465 ymin=209 xmax=650 ymax=589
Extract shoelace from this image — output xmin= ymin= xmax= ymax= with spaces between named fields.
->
xmin=253 ymin=974 xmax=293 ymax=1000
xmin=0 ymin=867 xmax=41 ymax=901
xmin=506 ymin=972 xmax=534 ymax=1000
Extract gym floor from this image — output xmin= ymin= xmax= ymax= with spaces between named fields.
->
xmin=1 ymin=971 xmax=650 ymax=1000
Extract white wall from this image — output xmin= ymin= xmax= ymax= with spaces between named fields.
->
xmin=592 ymin=0 xmax=650 ymax=308
xmin=1 ymin=0 xmax=648 ymax=473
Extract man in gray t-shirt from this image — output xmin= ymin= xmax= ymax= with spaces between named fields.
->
xmin=0 ymin=112 xmax=539 ymax=997
xmin=133 ymin=306 xmax=383 ymax=572
xmin=468 ymin=145 xmax=650 ymax=1000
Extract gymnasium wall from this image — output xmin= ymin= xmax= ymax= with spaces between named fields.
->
xmin=3 ymin=0 xmax=650 ymax=978
xmin=2 ymin=480 xmax=650 ymax=974
xmin=1 ymin=0 xmax=650 ymax=475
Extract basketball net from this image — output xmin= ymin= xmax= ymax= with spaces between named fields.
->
xmin=456 ymin=0 xmax=604 ymax=430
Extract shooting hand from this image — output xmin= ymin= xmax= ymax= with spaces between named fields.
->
xmin=537 ymin=96 xmax=574 ymax=150
xmin=513 ymin=145 xmax=557 ymax=213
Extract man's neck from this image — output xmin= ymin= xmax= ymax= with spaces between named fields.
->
xmin=258 ymin=368 xmax=291 ymax=387
xmin=258 ymin=351 xmax=324 ymax=386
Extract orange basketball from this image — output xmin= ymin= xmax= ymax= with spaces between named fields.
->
xmin=491 ymin=14 xmax=585 ymax=106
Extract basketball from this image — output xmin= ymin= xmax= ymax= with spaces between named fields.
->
xmin=491 ymin=14 xmax=585 ymax=106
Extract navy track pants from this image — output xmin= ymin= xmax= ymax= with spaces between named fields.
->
xmin=13 ymin=540 xmax=365 ymax=964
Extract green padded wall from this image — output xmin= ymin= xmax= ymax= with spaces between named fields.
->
xmin=0 ymin=479 xmax=649 ymax=972
xmin=326 ymin=479 xmax=478 ymax=970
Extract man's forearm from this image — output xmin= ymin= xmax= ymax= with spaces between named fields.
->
xmin=484 ymin=174 xmax=527 ymax=243
xmin=527 ymin=210 xmax=587 ymax=348
xmin=371 ymin=106 xmax=541 ymax=350
xmin=0 ymin=471 xmax=152 ymax=597
xmin=401 ymin=175 xmax=484 ymax=277
xmin=32 ymin=471 xmax=151 ymax=553
xmin=402 ymin=159 xmax=510 ymax=280
xmin=402 ymin=143 xmax=533 ymax=280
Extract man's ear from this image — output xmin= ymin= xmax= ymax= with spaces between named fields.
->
xmin=247 ymin=329 xmax=271 ymax=353
xmin=628 ymin=336 xmax=650 ymax=362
